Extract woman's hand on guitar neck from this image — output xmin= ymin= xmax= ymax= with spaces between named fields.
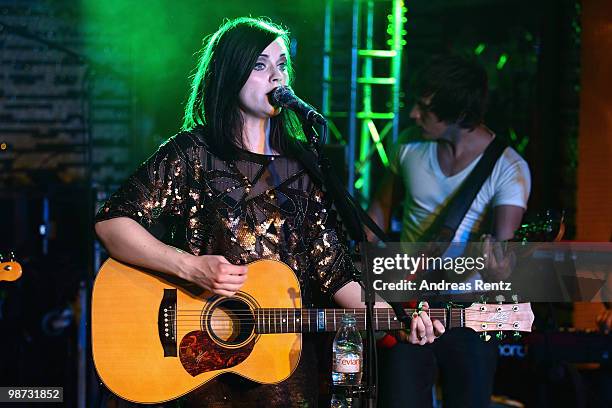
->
xmin=394 ymin=302 xmax=446 ymax=345
xmin=335 ymin=283 xmax=445 ymax=346
xmin=178 ymin=255 xmax=248 ymax=297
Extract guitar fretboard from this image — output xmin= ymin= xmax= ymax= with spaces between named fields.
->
xmin=254 ymin=308 xmax=465 ymax=334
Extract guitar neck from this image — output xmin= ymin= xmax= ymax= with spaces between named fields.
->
xmin=254 ymin=307 xmax=461 ymax=334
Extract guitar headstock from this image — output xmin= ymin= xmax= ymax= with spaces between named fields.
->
xmin=464 ymin=302 xmax=534 ymax=334
xmin=0 ymin=252 xmax=22 ymax=282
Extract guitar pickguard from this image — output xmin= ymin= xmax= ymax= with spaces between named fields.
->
xmin=178 ymin=331 xmax=255 ymax=377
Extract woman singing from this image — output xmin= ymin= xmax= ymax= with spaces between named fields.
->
xmin=95 ymin=16 xmax=443 ymax=407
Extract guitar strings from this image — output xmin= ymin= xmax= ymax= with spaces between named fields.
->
xmin=158 ymin=309 xmax=512 ymax=331
xmin=169 ymin=312 xmax=452 ymax=320
xmin=169 ymin=314 xmax=451 ymax=320
xmin=167 ymin=309 xmax=455 ymax=316
xmin=171 ymin=318 xmax=499 ymax=325
xmin=168 ymin=312 xmax=508 ymax=333
xmin=165 ymin=308 xmax=501 ymax=314
xmin=169 ymin=312 xmax=463 ymax=323
xmin=168 ymin=312 xmax=461 ymax=323
xmin=170 ymin=313 xmax=507 ymax=328
xmin=170 ymin=314 xmax=450 ymax=320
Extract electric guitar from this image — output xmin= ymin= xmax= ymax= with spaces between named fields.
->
xmin=91 ymin=258 xmax=534 ymax=404
xmin=442 ymin=210 xmax=566 ymax=284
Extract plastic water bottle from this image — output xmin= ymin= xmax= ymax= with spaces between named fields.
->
xmin=332 ymin=314 xmax=363 ymax=385
xmin=331 ymin=314 xmax=362 ymax=407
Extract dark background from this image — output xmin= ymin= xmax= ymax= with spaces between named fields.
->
xmin=1 ymin=1 xmax=603 ymax=407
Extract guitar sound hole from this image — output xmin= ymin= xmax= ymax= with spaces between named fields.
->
xmin=207 ymin=298 xmax=255 ymax=346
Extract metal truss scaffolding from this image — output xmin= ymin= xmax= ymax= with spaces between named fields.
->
xmin=322 ymin=0 xmax=406 ymax=203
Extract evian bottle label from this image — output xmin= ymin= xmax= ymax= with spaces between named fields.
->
xmin=334 ymin=354 xmax=360 ymax=373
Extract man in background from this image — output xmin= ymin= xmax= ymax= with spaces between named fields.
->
xmin=369 ymin=54 xmax=531 ymax=408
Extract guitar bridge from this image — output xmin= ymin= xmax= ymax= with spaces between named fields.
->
xmin=158 ymin=289 xmax=177 ymax=356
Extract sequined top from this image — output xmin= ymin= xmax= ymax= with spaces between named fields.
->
xmin=95 ymin=126 xmax=357 ymax=406
xmin=96 ymin=127 xmax=357 ymax=304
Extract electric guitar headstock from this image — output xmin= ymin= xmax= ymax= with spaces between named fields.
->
xmin=464 ymin=302 xmax=534 ymax=341
xmin=0 ymin=252 xmax=22 ymax=282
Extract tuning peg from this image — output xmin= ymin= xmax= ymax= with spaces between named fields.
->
xmin=480 ymin=332 xmax=491 ymax=342
xmin=479 ymin=295 xmax=489 ymax=304
xmin=9 ymin=251 xmax=15 ymax=261
xmin=511 ymin=294 xmax=519 ymax=303
xmin=496 ymin=331 xmax=506 ymax=340
xmin=495 ymin=295 xmax=506 ymax=303
xmin=513 ymin=331 xmax=522 ymax=340
xmin=0 ymin=253 xmax=4 ymax=262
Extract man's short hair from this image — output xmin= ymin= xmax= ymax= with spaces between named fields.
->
xmin=413 ymin=54 xmax=488 ymax=129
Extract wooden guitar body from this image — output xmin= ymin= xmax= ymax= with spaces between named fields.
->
xmin=92 ymin=258 xmax=301 ymax=404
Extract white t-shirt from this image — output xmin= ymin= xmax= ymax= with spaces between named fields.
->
xmin=393 ymin=140 xmax=531 ymax=243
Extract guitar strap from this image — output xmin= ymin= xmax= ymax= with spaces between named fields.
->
xmin=391 ymin=137 xmax=508 ymax=326
xmin=420 ymin=136 xmax=507 ymax=243
xmin=290 ymin=136 xmax=507 ymax=246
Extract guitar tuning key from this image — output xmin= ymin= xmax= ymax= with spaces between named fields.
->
xmin=496 ymin=331 xmax=506 ymax=341
xmin=480 ymin=332 xmax=491 ymax=342
xmin=9 ymin=251 xmax=15 ymax=261
xmin=479 ymin=295 xmax=488 ymax=304
xmin=511 ymin=294 xmax=519 ymax=303
xmin=513 ymin=331 xmax=522 ymax=340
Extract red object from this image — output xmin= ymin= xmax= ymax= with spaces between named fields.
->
xmin=377 ymin=333 xmax=398 ymax=348
xmin=376 ymin=300 xmax=418 ymax=348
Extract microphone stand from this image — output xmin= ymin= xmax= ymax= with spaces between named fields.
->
xmin=360 ymin=245 xmax=378 ymax=408
xmin=302 ymin=120 xmax=378 ymax=408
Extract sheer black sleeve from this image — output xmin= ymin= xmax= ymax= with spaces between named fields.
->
xmin=95 ymin=136 xmax=189 ymax=243
xmin=306 ymin=184 xmax=360 ymax=299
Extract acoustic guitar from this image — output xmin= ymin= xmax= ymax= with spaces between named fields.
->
xmin=91 ymin=258 xmax=534 ymax=404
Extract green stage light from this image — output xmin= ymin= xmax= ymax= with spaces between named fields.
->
xmin=355 ymin=177 xmax=364 ymax=189
xmin=496 ymin=53 xmax=509 ymax=70
xmin=509 ymin=127 xmax=517 ymax=141
xmin=367 ymin=120 xmax=390 ymax=167
xmin=517 ymin=137 xmax=529 ymax=154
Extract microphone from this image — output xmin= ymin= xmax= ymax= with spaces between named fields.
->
xmin=268 ymin=86 xmax=327 ymax=125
